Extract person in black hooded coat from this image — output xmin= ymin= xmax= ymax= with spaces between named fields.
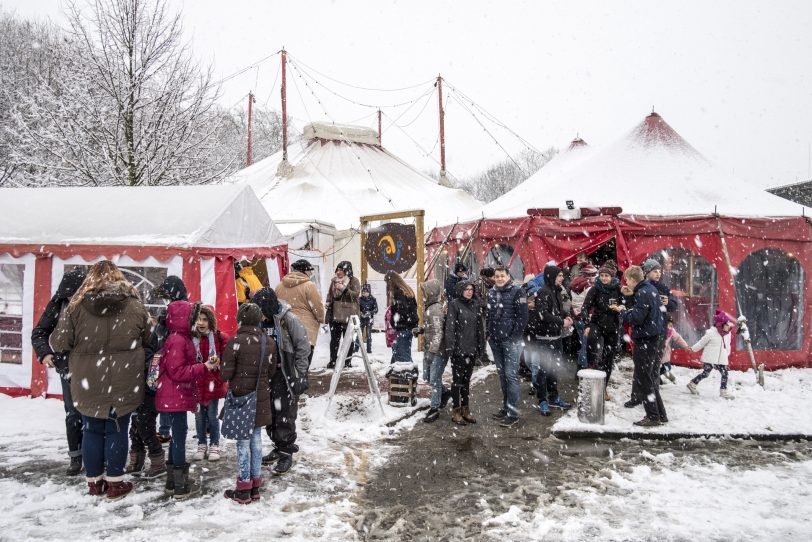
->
xmin=444 ymin=280 xmax=484 ymax=425
xmin=31 ymin=267 xmax=87 ymax=476
xmin=581 ymin=265 xmax=622 ymax=399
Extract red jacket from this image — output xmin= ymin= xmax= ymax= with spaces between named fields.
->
xmin=156 ymin=301 xmax=207 ymax=413
xmin=195 ymin=330 xmax=229 ymax=405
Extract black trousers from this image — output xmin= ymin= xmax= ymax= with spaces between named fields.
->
xmin=587 ymin=327 xmax=618 ymax=383
xmin=329 ymin=322 xmax=356 ymax=364
xmin=631 ymin=334 xmax=665 ymax=403
xmin=633 ymin=335 xmax=667 ymax=420
xmin=266 ymin=371 xmax=299 ymax=455
xmin=60 ymin=376 xmax=83 ymax=457
xmin=451 ymin=354 xmax=474 ymax=408
xmin=129 ymin=393 xmax=162 ymax=456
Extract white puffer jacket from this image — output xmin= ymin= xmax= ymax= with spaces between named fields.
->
xmin=691 ymin=327 xmax=732 ymax=366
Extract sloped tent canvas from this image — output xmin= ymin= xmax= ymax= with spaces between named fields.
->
xmin=0 ymin=184 xmax=286 ymax=397
xmin=428 ymin=113 xmax=811 ymax=370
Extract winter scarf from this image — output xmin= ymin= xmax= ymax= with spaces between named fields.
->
xmin=193 ymin=332 xmax=216 ymax=363
xmin=592 ymin=277 xmax=620 ymax=295
xmin=331 ymin=275 xmax=350 ymax=299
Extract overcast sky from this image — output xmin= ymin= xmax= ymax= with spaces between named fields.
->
xmin=5 ymin=0 xmax=812 ymax=187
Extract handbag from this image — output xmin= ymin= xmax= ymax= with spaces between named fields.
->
xmin=331 ymin=300 xmax=357 ymax=324
xmin=221 ymin=334 xmax=266 ymax=441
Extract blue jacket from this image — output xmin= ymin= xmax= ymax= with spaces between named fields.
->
xmin=486 ymin=281 xmax=529 ymax=342
xmin=359 ymin=295 xmax=378 ymax=321
xmin=622 ymin=279 xmax=665 ymax=340
xmin=651 ymin=279 xmax=678 ymax=313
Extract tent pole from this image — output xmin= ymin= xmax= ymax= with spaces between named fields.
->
xmin=246 ymin=92 xmax=255 ymax=166
xmin=437 ymin=74 xmax=448 ymax=186
xmin=281 ymin=49 xmax=288 ymax=162
xmin=378 ymin=109 xmax=382 ymax=146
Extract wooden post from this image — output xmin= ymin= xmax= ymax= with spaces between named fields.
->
xmin=415 ymin=211 xmax=425 ymax=347
xmin=281 ymin=49 xmax=288 ymax=162
xmin=246 ymin=92 xmax=255 ymax=166
xmin=377 ymin=109 xmax=382 ymax=146
xmin=360 ymin=223 xmax=368 ymax=287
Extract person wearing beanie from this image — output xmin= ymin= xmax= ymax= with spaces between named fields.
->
xmin=31 ymin=267 xmax=88 ymax=476
xmin=445 ymin=261 xmax=468 ymax=301
xmin=325 ymin=262 xmax=361 ymax=369
xmin=524 ymin=264 xmax=573 ymax=418
xmin=358 ymin=283 xmax=379 ymax=354
xmin=220 ymin=302 xmax=274 ymax=503
xmin=687 ymin=310 xmax=736 ymax=399
xmin=581 ymin=266 xmax=623 ymax=400
xmin=275 ymin=261 xmax=325 ymax=365
xmin=254 ymin=287 xmax=311 ymax=475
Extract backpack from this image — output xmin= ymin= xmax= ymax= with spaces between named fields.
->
xmin=145 ymin=321 xmax=170 ymax=392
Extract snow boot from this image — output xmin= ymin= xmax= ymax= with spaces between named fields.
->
xmin=193 ymin=444 xmax=207 ymax=461
xmin=326 ymin=360 xmax=336 ymax=369
xmin=164 ymin=459 xmax=175 ymax=495
xmin=440 ymin=389 xmax=451 ymax=409
xmin=720 ymin=388 xmax=734 ymax=400
xmin=262 ymin=449 xmax=282 ymax=465
xmin=538 ymin=401 xmax=550 ymax=416
xmin=624 ymin=400 xmax=641 ymax=408
xmin=223 ymin=478 xmax=252 ymax=504
xmin=633 ymin=416 xmax=661 ymax=427
xmin=461 ymin=406 xmax=477 ymax=424
xmin=172 ymin=464 xmax=199 ymax=500
xmin=272 ymin=453 xmax=294 ymax=475
xmin=207 ymin=444 xmax=221 ymax=462
xmin=87 ymin=477 xmax=107 ymax=496
xmin=105 ymin=477 xmax=133 ymax=501
xmin=423 ymin=408 xmax=440 ymax=423
xmin=250 ymin=477 xmax=263 ymax=501
xmin=687 ymin=382 xmax=699 ymax=395
xmin=125 ymin=450 xmax=146 ymax=474
xmin=142 ymin=449 xmax=167 ymax=479
xmin=451 ymin=407 xmax=468 ymax=426
xmin=66 ymin=455 xmax=83 ymax=476
xmin=491 ymin=409 xmax=507 ymax=420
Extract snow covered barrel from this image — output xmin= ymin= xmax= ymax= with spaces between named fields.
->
xmin=577 ymin=369 xmax=606 ymax=424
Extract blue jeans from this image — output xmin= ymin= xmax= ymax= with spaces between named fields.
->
xmin=573 ymin=320 xmax=588 ymax=369
xmin=195 ymin=400 xmax=221 ymax=446
xmin=236 ymin=427 xmax=263 ymax=481
xmin=426 ymin=352 xmax=449 ymax=409
xmin=165 ymin=412 xmax=188 ymax=466
xmin=82 ymin=412 xmax=131 ymax=478
xmin=489 ymin=338 xmax=523 ymax=418
xmin=392 ymin=330 xmax=413 ymax=362
xmin=159 ymin=412 xmax=171 ymax=436
xmin=525 ymin=338 xmax=562 ymax=403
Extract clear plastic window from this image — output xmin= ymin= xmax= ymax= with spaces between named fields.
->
xmin=66 ymin=265 xmax=168 ymax=318
xmin=485 ymin=244 xmax=524 ymax=281
xmin=647 ymin=248 xmax=718 ymax=345
xmin=0 ymin=264 xmax=25 ymax=364
xmin=735 ymin=248 xmax=804 ymax=350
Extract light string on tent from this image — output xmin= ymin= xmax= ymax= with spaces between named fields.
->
xmin=214 ymin=50 xmax=282 ymax=86
xmin=285 ymin=54 xmax=435 ymax=93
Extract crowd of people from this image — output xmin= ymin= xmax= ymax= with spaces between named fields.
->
xmin=32 ymin=253 xmax=735 ymax=501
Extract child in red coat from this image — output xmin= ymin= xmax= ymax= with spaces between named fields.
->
xmin=192 ymin=304 xmax=229 ymax=462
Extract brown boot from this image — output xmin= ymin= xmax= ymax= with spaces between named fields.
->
xmin=451 ymin=407 xmax=468 ymax=426
xmin=142 ymin=449 xmax=167 ymax=479
xmin=461 ymin=406 xmax=477 ymax=424
xmin=124 ymin=450 xmax=146 ymax=474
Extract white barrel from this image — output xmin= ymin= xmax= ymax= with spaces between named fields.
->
xmin=577 ymin=369 xmax=606 ymax=425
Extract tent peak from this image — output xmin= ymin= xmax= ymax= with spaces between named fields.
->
xmin=568 ymin=136 xmax=588 ymax=150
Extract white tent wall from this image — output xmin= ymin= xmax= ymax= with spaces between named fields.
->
xmin=0 ymin=253 xmax=35 ymax=391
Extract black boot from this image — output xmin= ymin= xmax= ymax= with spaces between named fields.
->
xmin=326 ymin=360 xmax=336 ymax=369
xmin=423 ymin=408 xmax=439 ymax=423
xmin=272 ymin=453 xmax=294 ymax=475
xmin=440 ymin=389 xmax=451 ymax=409
xmin=261 ymin=449 xmax=282 ymax=465
xmin=164 ymin=460 xmax=175 ymax=495
xmin=66 ymin=455 xmax=83 ymax=476
xmin=172 ymin=464 xmax=199 ymax=499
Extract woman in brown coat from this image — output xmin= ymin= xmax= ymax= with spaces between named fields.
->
xmin=220 ymin=303 xmax=276 ymax=503
xmin=52 ymin=260 xmax=151 ymax=500
xmin=275 ymin=259 xmax=325 ymax=366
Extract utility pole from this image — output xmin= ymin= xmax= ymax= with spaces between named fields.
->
xmin=281 ymin=49 xmax=288 ymax=162
xmin=246 ymin=92 xmax=255 ymax=166
xmin=437 ymin=74 xmax=450 ymax=187
xmin=378 ymin=109 xmax=382 ymax=146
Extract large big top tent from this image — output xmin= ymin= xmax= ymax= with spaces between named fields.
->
xmin=0 ymin=184 xmax=286 ymax=397
xmin=428 ymin=112 xmax=811 ymax=370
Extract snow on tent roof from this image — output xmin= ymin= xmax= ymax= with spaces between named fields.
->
xmin=0 ymin=184 xmax=283 ymax=248
xmin=482 ymin=112 xmax=807 ymax=219
xmin=222 ymin=122 xmax=482 ymax=230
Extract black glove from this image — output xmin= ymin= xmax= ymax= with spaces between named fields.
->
xmin=291 ymin=375 xmax=309 ymax=396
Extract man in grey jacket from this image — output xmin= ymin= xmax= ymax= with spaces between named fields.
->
xmin=251 ymin=287 xmax=311 ymax=475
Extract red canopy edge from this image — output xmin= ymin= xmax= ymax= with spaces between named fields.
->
xmin=0 ymin=243 xmax=288 ymax=261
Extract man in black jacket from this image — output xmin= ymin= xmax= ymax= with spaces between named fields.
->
xmin=527 ymin=265 xmax=574 ymax=416
xmin=31 ymin=268 xmax=86 ymax=476
xmin=444 ymin=262 xmax=468 ymax=301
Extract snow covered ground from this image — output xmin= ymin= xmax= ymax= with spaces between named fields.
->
xmin=553 ymin=359 xmax=812 ymax=438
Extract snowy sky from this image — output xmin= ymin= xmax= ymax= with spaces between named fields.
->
xmin=6 ymin=0 xmax=812 ymax=188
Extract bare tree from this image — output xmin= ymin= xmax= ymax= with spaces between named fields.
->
xmin=6 ymin=0 xmax=230 ymax=186
xmin=458 ymin=147 xmax=558 ymax=203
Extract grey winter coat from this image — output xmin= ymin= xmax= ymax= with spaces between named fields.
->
xmin=420 ymin=279 xmax=445 ymax=355
xmin=272 ymin=302 xmax=312 ymax=396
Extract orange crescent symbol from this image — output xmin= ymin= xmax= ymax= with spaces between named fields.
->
xmin=378 ymin=235 xmax=396 ymax=255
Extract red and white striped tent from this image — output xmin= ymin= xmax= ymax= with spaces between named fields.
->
xmin=0 ymin=184 xmax=286 ymax=398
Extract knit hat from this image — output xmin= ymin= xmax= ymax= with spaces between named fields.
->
xmin=335 ymin=261 xmax=354 ymax=276
xmin=251 ymin=287 xmax=279 ymax=321
xmin=581 ymin=264 xmax=598 ymax=277
xmin=479 ymin=267 xmax=495 ymax=278
xmin=713 ymin=309 xmax=734 ymax=329
xmin=598 ymin=265 xmax=615 ymax=276
xmin=361 ymin=283 xmax=372 ymax=294
xmin=153 ymin=275 xmax=188 ymax=301
xmin=291 ymin=259 xmax=314 ymax=273
xmin=454 ymin=262 xmax=468 ymax=274
xmin=237 ymin=303 xmax=262 ymax=327
xmin=641 ymin=258 xmax=662 ymax=275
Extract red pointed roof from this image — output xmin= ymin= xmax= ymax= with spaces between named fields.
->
xmin=567 ymin=136 xmax=588 ymax=150
xmin=630 ymin=111 xmax=701 ymax=155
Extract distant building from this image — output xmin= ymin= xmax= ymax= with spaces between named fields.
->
xmin=768 ymin=180 xmax=812 ymax=207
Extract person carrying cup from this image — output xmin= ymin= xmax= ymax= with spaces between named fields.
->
xmin=581 ymin=265 xmax=623 ymax=400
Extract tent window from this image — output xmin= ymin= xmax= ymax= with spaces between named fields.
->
xmin=66 ymin=265 xmax=168 ymax=318
xmin=432 ymin=249 xmax=449 ymax=282
xmin=647 ymin=248 xmax=717 ymax=345
xmin=485 ymin=244 xmax=524 ymax=281
xmin=0 ymin=264 xmax=25 ymax=364
xmin=735 ymin=248 xmax=804 ymax=351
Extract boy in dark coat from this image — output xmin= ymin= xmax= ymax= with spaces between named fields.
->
xmin=358 ymin=283 xmax=379 ymax=354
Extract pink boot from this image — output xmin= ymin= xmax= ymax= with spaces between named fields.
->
xmin=224 ymin=478 xmax=253 ymax=504
xmin=87 ymin=476 xmax=107 ymax=496
xmin=251 ymin=477 xmax=263 ymax=501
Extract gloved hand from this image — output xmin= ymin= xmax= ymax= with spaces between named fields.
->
xmin=291 ymin=375 xmax=309 ymax=396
